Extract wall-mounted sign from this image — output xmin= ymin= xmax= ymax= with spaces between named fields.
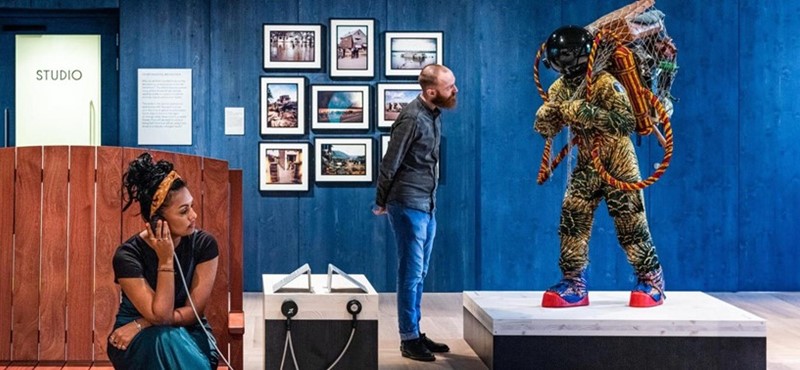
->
xmin=137 ymin=68 xmax=192 ymax=145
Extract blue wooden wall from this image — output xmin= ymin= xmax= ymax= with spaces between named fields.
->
xmin=3 ymin=0 xmax=799 ymax=292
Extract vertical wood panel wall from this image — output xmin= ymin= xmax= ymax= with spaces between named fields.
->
xmin=2 ymin=0 xmax=799 ymax=292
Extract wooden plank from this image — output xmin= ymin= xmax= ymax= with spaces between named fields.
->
xmin=39 ymin=146 xmax=69 ymax=361
xmin=120 ymin=148 xmax=148 ymax=237
xmin=93 ymin=147 xmax=123 ymax=362
xmin=228 ymin=169 xmax=243 ymax=370
xmin=12 ymin=146 xmax=42 ymax=361
xmin=0 ymin=148 xmax=14 ymax=362
xmin=67 ymin=147 xmax=96 ymax=362
xmin=172 ymin=153 xmax=203 ymax=228
xmin=202 ymin=158 xmax=230 ymax=362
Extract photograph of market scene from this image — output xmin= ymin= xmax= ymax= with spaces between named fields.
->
xmin=269 ymin=30 xmax=316 ymax=62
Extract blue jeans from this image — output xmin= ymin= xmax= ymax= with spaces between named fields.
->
xmin=387 ymin=203 xmax=436 ymax=341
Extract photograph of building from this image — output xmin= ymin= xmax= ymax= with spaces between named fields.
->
xmin=336 ymin=26 xmax=368 ymax=70
xmin=266 ymin=83 xmax=298 ymax=128
xmin=264 ymin=148 xmax=303 ymax=184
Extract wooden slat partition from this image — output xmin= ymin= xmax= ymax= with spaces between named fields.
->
xmin=0 ymin=146 xmax=242 ymax=368
xmin=93 ymin=147 xmax=123 ymax=364
xmin=13 ymin=147 xmax=42 ymax=361
xmin=68 ymin=147 xmax=98 ymax=363
xmin=203 ymin=158 xmax=231 ymax=363
xmin=0 ymin=149 xmax=15 ymax=363
xmin=40 ymin=147 xmax=69 ymax=362
xmin=228 ymin=169 xmax=244 ymax=370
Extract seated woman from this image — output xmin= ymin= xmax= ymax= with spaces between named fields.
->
xmin=107 ymin=153 xmax=220 ymax=370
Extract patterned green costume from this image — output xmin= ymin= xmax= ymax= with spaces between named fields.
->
xmin=534 ymin=71 xmax=664 ymax=307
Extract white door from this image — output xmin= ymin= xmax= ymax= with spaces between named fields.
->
xmin=15 ymin=34 xmax=101 ymax=146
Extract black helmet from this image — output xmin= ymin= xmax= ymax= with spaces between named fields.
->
xmin=544 ymin=25 xmax=593 ymax=79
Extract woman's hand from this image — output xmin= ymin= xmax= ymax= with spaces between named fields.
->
xmin=108 ymin=319 xmax=142 ymax=351
xmin=145 ymin=220 xmax=175 ymax=262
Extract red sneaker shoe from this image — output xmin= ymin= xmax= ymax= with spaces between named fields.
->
xmin=541 ymin=271 xmax=589 ymax=308
xmin=629 ymin=267 xmax=665 ymax=308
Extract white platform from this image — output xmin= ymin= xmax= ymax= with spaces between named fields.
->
xmin=463 ymin=291 xmax=767 ymax=369
xmin=262 ymin=273 xmax=379 ymax=320
xmin=464 ymin=291 xmax=766 ymax=337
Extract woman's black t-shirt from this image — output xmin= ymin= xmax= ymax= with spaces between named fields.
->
xmin=112 ymin=229 xmax=219 ymax=326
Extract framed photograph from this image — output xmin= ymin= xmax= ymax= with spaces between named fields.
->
xmin=311 ymin=85 xmax=370 ymax=130
xmin=330 ymin=19 xmax=375 ymax=77
xmin=259 ymin=142 xmax=310 ymax=191
xmin=385 ymin=31 xmax=443 ymax=77
xmin=381 ymin=134 xmax=391 ymax=159
xmin=377 ymin=83 xmax=421 ymax=128
xmin=260 ymin=77 xmax=305 ymax=135
xmin=263 ymin=24 xmax=322 ymax=69
xmin=315 ymin=138 xmax=373 ymax=182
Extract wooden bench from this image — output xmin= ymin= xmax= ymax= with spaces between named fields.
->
xmin=0 ymin=147 xmax=244 ymax=370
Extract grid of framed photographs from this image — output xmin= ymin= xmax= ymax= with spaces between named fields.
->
xmin=258 ymin=20 xmax=443 ymax=191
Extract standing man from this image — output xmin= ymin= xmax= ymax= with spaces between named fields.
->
xmin=374 ymin=64 xmax=457 ymax=362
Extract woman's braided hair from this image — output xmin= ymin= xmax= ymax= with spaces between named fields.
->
xmin=122 ymin=153 xmax=186 ymax=222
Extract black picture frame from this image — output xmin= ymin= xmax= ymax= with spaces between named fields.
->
xmin=311 ymin=84 xmax=370 ymax=130
xmin=263 ymin=24 xmax=322 ymax=70
xmin=315 ymin=137 xmax=373 ymax=182
xmin=260 ymin=76 xmax=306 ymax=135
xmin=258 ymin=142 xmax=310 ymax=191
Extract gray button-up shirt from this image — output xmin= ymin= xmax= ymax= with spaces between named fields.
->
xmin=376 ymin=95 xmax=441 ymax=213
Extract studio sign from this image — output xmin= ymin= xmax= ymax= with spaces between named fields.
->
xmin=36 ymin=69 xmax=83 ymax=81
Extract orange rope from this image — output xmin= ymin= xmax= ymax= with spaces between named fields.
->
xmin=533 ymin=42 xmax=548 ymax=101
xmin=533 ymin=29 xmax=674 ymax=190
xmin=591 ymin=89 xmax=673 ymax=190
xmin=537 ymin=136 xmax=580 ymax=184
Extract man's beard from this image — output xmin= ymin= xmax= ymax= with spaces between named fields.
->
xmin=431 ymin=93 xmax=457 ymax=109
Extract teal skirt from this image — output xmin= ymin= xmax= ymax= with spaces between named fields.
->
xmin=107 ymin=319 xmax=219 ymax=370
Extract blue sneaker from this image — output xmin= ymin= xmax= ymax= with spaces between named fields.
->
xmin=629 ymin=267 xmax=665 ymax=307
xmin=542 ymin=271 xmax=589 ymax=308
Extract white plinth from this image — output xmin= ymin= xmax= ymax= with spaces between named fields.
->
xmin=463 ymin=291 xmax=766 ymax=370
xmin=464 ymin=291 xmax=765 ymax=337
xmin=262 ymin=274 xmax=378 ymax=320
xmin=262 ymin=273 xmax=379 ymax=370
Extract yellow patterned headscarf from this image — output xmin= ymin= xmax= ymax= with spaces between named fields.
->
xmin=150 ymin=170 xmax=182 ymax=216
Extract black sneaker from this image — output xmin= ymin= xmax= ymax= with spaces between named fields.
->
xmin=400 ymin=338 xmax=435 ymax=361
xmin=420 ymin=333 xmax=450 ymax=353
